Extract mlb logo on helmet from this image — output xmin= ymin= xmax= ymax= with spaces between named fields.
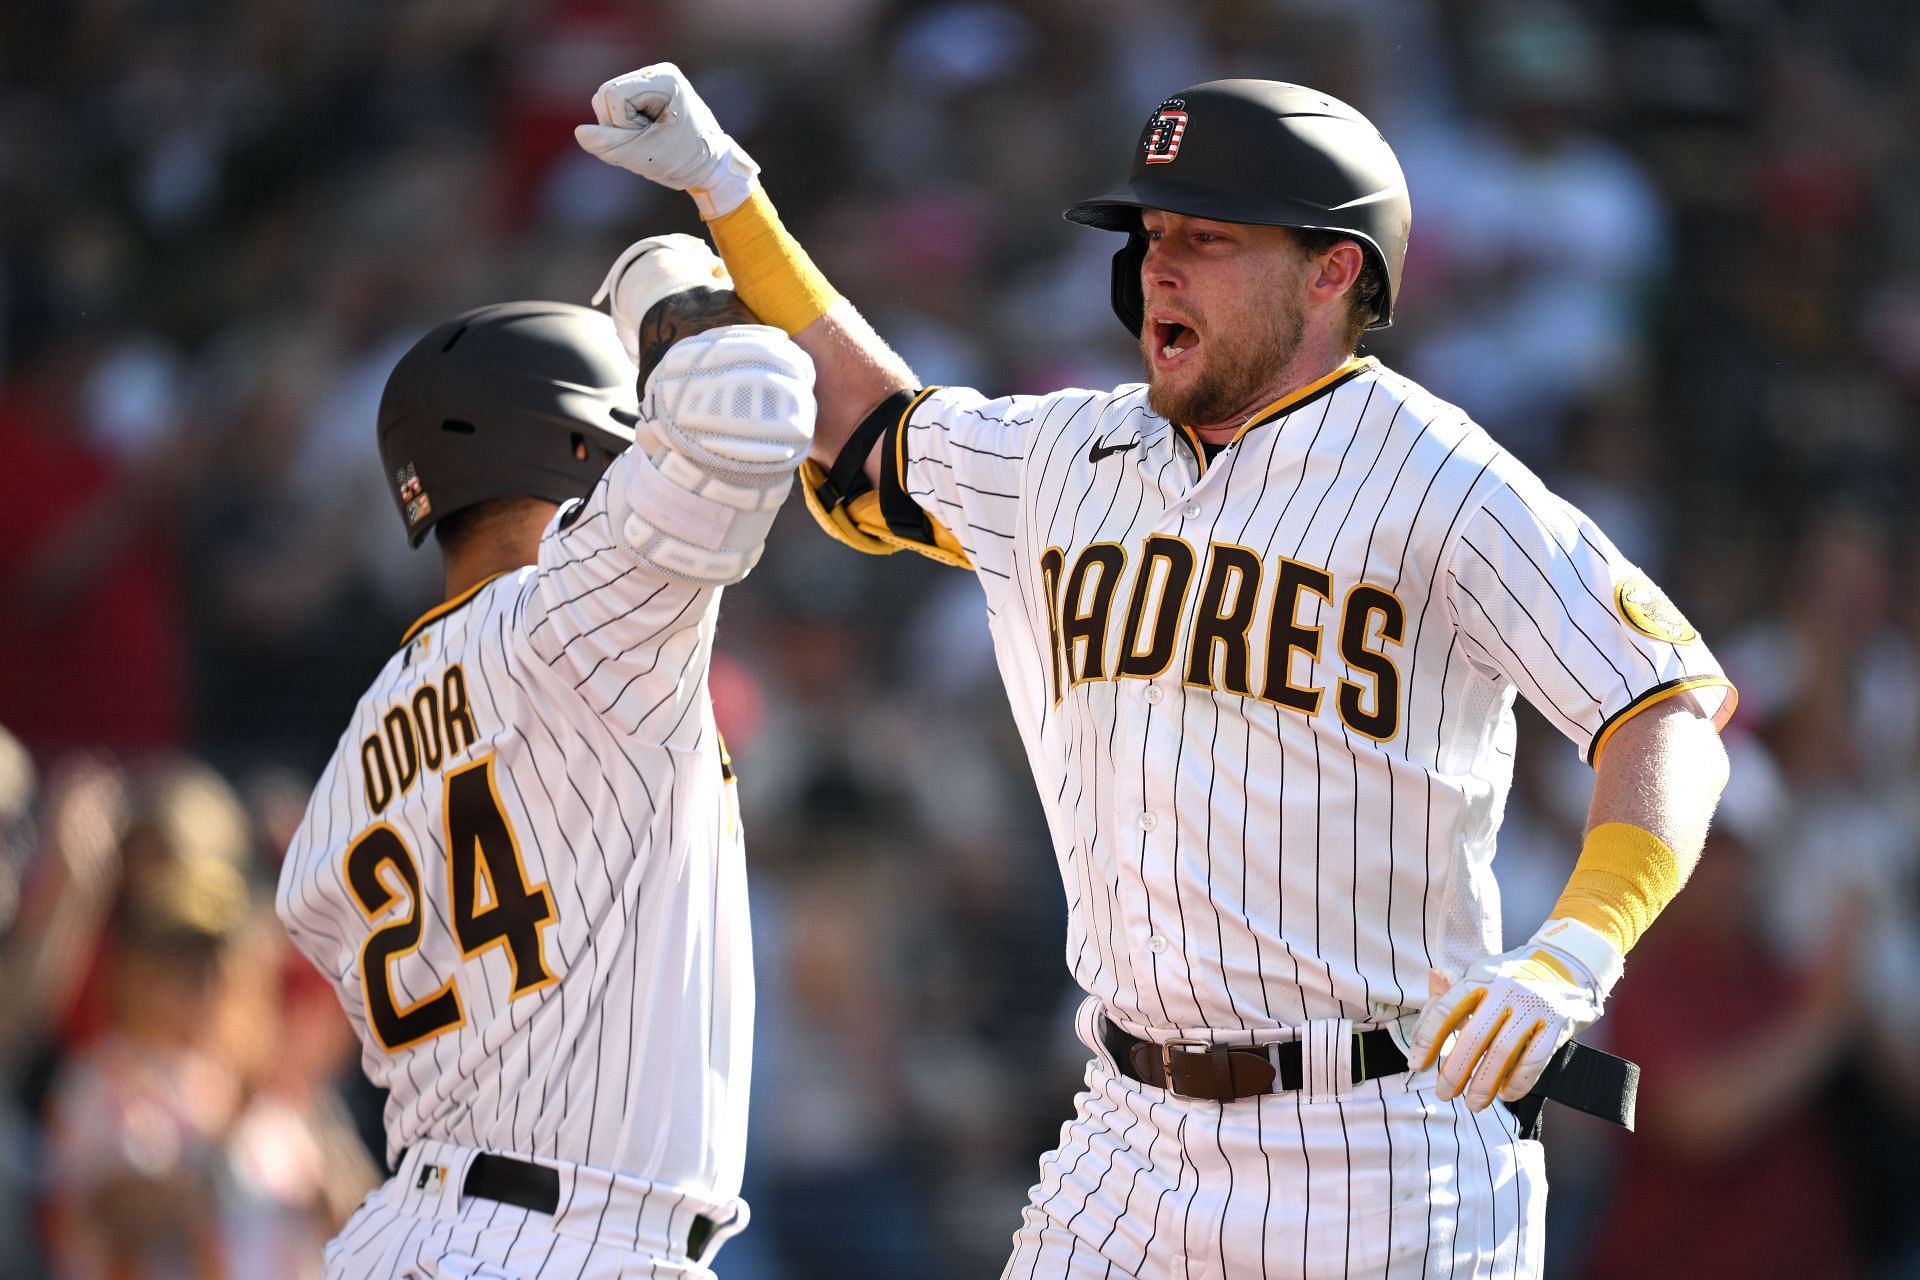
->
xmin=1143 ymin=99 xmax=1187 ymax=164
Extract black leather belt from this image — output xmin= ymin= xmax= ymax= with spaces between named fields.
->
xmin=1100 ymin=1017 xmax=1639 ymax=1139
xmin=1103 ymin=1017 xmax=1407 ymax=1101
xmin=403 ymin=1151 xmax=720 ymax=1262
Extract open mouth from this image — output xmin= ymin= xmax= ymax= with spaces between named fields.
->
xmin=1151 ymin=316 xmax=1200 ymax=363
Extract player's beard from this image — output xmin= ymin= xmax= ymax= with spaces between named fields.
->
xmin=1143 ymin=285 xmax=1307 ymax=428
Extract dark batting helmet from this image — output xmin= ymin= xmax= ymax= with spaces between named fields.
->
xmin=1064 ymin=79 xmax=1411 ymax=335
xmin=377 ymin=301 xmax=639 ymax=548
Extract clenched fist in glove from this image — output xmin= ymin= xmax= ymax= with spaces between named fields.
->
xmin=576 ymin=64 xmax=759 ymax=219
xmin=1409 ymin=917 xmax=1625 ymax=1112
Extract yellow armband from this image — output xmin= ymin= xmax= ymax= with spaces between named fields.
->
xmin=1547 ymin=821 xmax=1683 ymax=957
xmin=705 ymin=186 xmax=842 ymax=335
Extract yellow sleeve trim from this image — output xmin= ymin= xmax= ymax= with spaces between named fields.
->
xmin=888 ymin=385 xmax=942 ymax=497
xmin=402 ymin=572 xmax=506 ymax=645
xmin=885 ymin=387 xmax=973 ymax=568
xmin=705 ymin=186 xmax=843 ymax=335
xmin=1549 ymin=822 xmax=1681 ymax=956
xmin=1589 ymin=675 xmax=1738 ymax=765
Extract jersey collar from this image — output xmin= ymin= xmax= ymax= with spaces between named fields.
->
xmin=1169 ymin=357 xmax=1376 ymax=476
xmin=1228 ymin=356 xmax=1376 ymax=445
xmin=403 ymin=572 xmax=507 ymax=645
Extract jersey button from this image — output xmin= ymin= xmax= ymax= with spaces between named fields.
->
xmin=1184 ymin=504 xmax=1202 ymax=520
xmin=1137 ymin=812 xmax=1158 ymax=832
xmin=1147 ymin=934 xmax=1169 ymax=953
xmin=1144 ymin=685 xmax=1164 ymax=705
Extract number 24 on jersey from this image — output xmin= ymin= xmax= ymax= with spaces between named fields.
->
xmin=345 ymin=755 xmax=558 ymax=1052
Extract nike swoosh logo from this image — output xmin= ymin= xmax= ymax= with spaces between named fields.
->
xmin=1089 ymin=437 xmax=1139 ymax=463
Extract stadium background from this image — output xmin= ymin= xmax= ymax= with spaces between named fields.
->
xmin=2 ymin=1 xmax=1918 ymax=1276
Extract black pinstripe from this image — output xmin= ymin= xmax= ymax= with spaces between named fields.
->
xmin=278 ymin=449 xmax=753 ymax=1277
xmin=899 ymin=366 xmax=1717 ymax=1279
xmin=1478 ymin=511 xmax=1630 ymax=685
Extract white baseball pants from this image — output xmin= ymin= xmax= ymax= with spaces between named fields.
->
xmin=321 ymin=1141 xmax=748 ymax=1280
xmin=1002 ymin=1019 xmax=1545 ymax=1280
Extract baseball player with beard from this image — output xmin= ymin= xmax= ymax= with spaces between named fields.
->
xmin=276 ymin=241 xmax=812 ymax=1278
xmin=577 ymin=70 xmax=1738 ymax=1276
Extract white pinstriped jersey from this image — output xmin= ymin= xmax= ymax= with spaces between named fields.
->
xmin=890 ymin=356 xmax=1735 ymax=1042
xmin=275 ymin=462 xmax=751 ymax=1204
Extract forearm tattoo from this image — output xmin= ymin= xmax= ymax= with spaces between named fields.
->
xmin=636 ymin=287 xmax=759 ymax=390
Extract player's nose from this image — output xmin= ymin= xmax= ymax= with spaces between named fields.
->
xmin=1141 ymin=239 xmax=1185 ymax=293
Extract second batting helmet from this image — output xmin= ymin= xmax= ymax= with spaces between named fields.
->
xmin=377 ymin=301 xmax=639 ymax=548
xmin=1064 ymin=80 xmax=1411 ymax=334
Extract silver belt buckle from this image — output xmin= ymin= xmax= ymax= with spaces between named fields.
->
xmin=1160 ymin=1037 xmax=1212 ymax=1094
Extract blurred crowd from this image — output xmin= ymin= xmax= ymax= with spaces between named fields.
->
xmin=3 ymin=0 xmax=1919 ymax=1276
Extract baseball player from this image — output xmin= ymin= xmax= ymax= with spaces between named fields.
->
xmin=577 ymin=70 xmax=1738 ymax=1276
xmin=274 ymin=239 xmax=814 ymax=1279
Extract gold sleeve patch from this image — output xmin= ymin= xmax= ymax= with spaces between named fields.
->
xmin=1615 ymin=577 xmax=1698 ymax=644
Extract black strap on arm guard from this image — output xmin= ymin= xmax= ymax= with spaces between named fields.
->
xmin=812 ymin=385 xmax=950 ymax=552
xmin=811 ymin=388 xmax=915 ymax=510
xmin=876 ymin=388 xmax=946 ymax=548
xmin=804 ymin=385 xmax=968 ymax=567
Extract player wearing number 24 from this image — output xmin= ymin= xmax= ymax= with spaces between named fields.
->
xmin=577 ymin=65 xmax=1739 ymax=1278
xmin=276 ymin=250 xmax=816 ymax=1275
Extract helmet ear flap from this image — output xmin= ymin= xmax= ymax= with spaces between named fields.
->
xmin=1110 ymin=232 xmax=1147 ymax=336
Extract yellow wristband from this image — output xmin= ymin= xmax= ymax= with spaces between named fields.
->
xmin=1547 ymin=822 xmax=1682 ymax=956
xmin=705 ymin=185 xmax=842 ymax=335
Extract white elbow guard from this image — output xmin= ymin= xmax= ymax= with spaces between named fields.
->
xmin=617 ymin=324 xmax=815 ymax=585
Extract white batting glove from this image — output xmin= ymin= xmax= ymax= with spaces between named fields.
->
xmin=592 ymin=233 xmax=734 ymax=368
xmin=575 ymin=63 xmax=760 ymax=219
xmin=1408 ymin=918 xmax=1625 ymax=1112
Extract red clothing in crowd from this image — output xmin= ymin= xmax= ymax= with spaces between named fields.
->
xmin=1584 ymin=929 xmax=1856 ymax=1280
xmin=0 ymin=396 xmax=185 ymax=753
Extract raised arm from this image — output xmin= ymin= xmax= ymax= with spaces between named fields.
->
xmin=787 ymin=304 xmax=916 ymax=475
xmin=577 ymin=64 xmax=911 ymax=481
xmin=517 ymin=236 xmax=815 ymax=742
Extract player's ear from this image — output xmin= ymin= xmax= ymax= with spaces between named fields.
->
xmin=1307 ymin=240 xmax=1364 ymax=304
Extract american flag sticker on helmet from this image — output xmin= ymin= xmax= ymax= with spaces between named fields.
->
xmin=396 ymin=462 xmax=430 ymax=526
xmin=1143 ymin=108 xmax=1188 ymax=164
